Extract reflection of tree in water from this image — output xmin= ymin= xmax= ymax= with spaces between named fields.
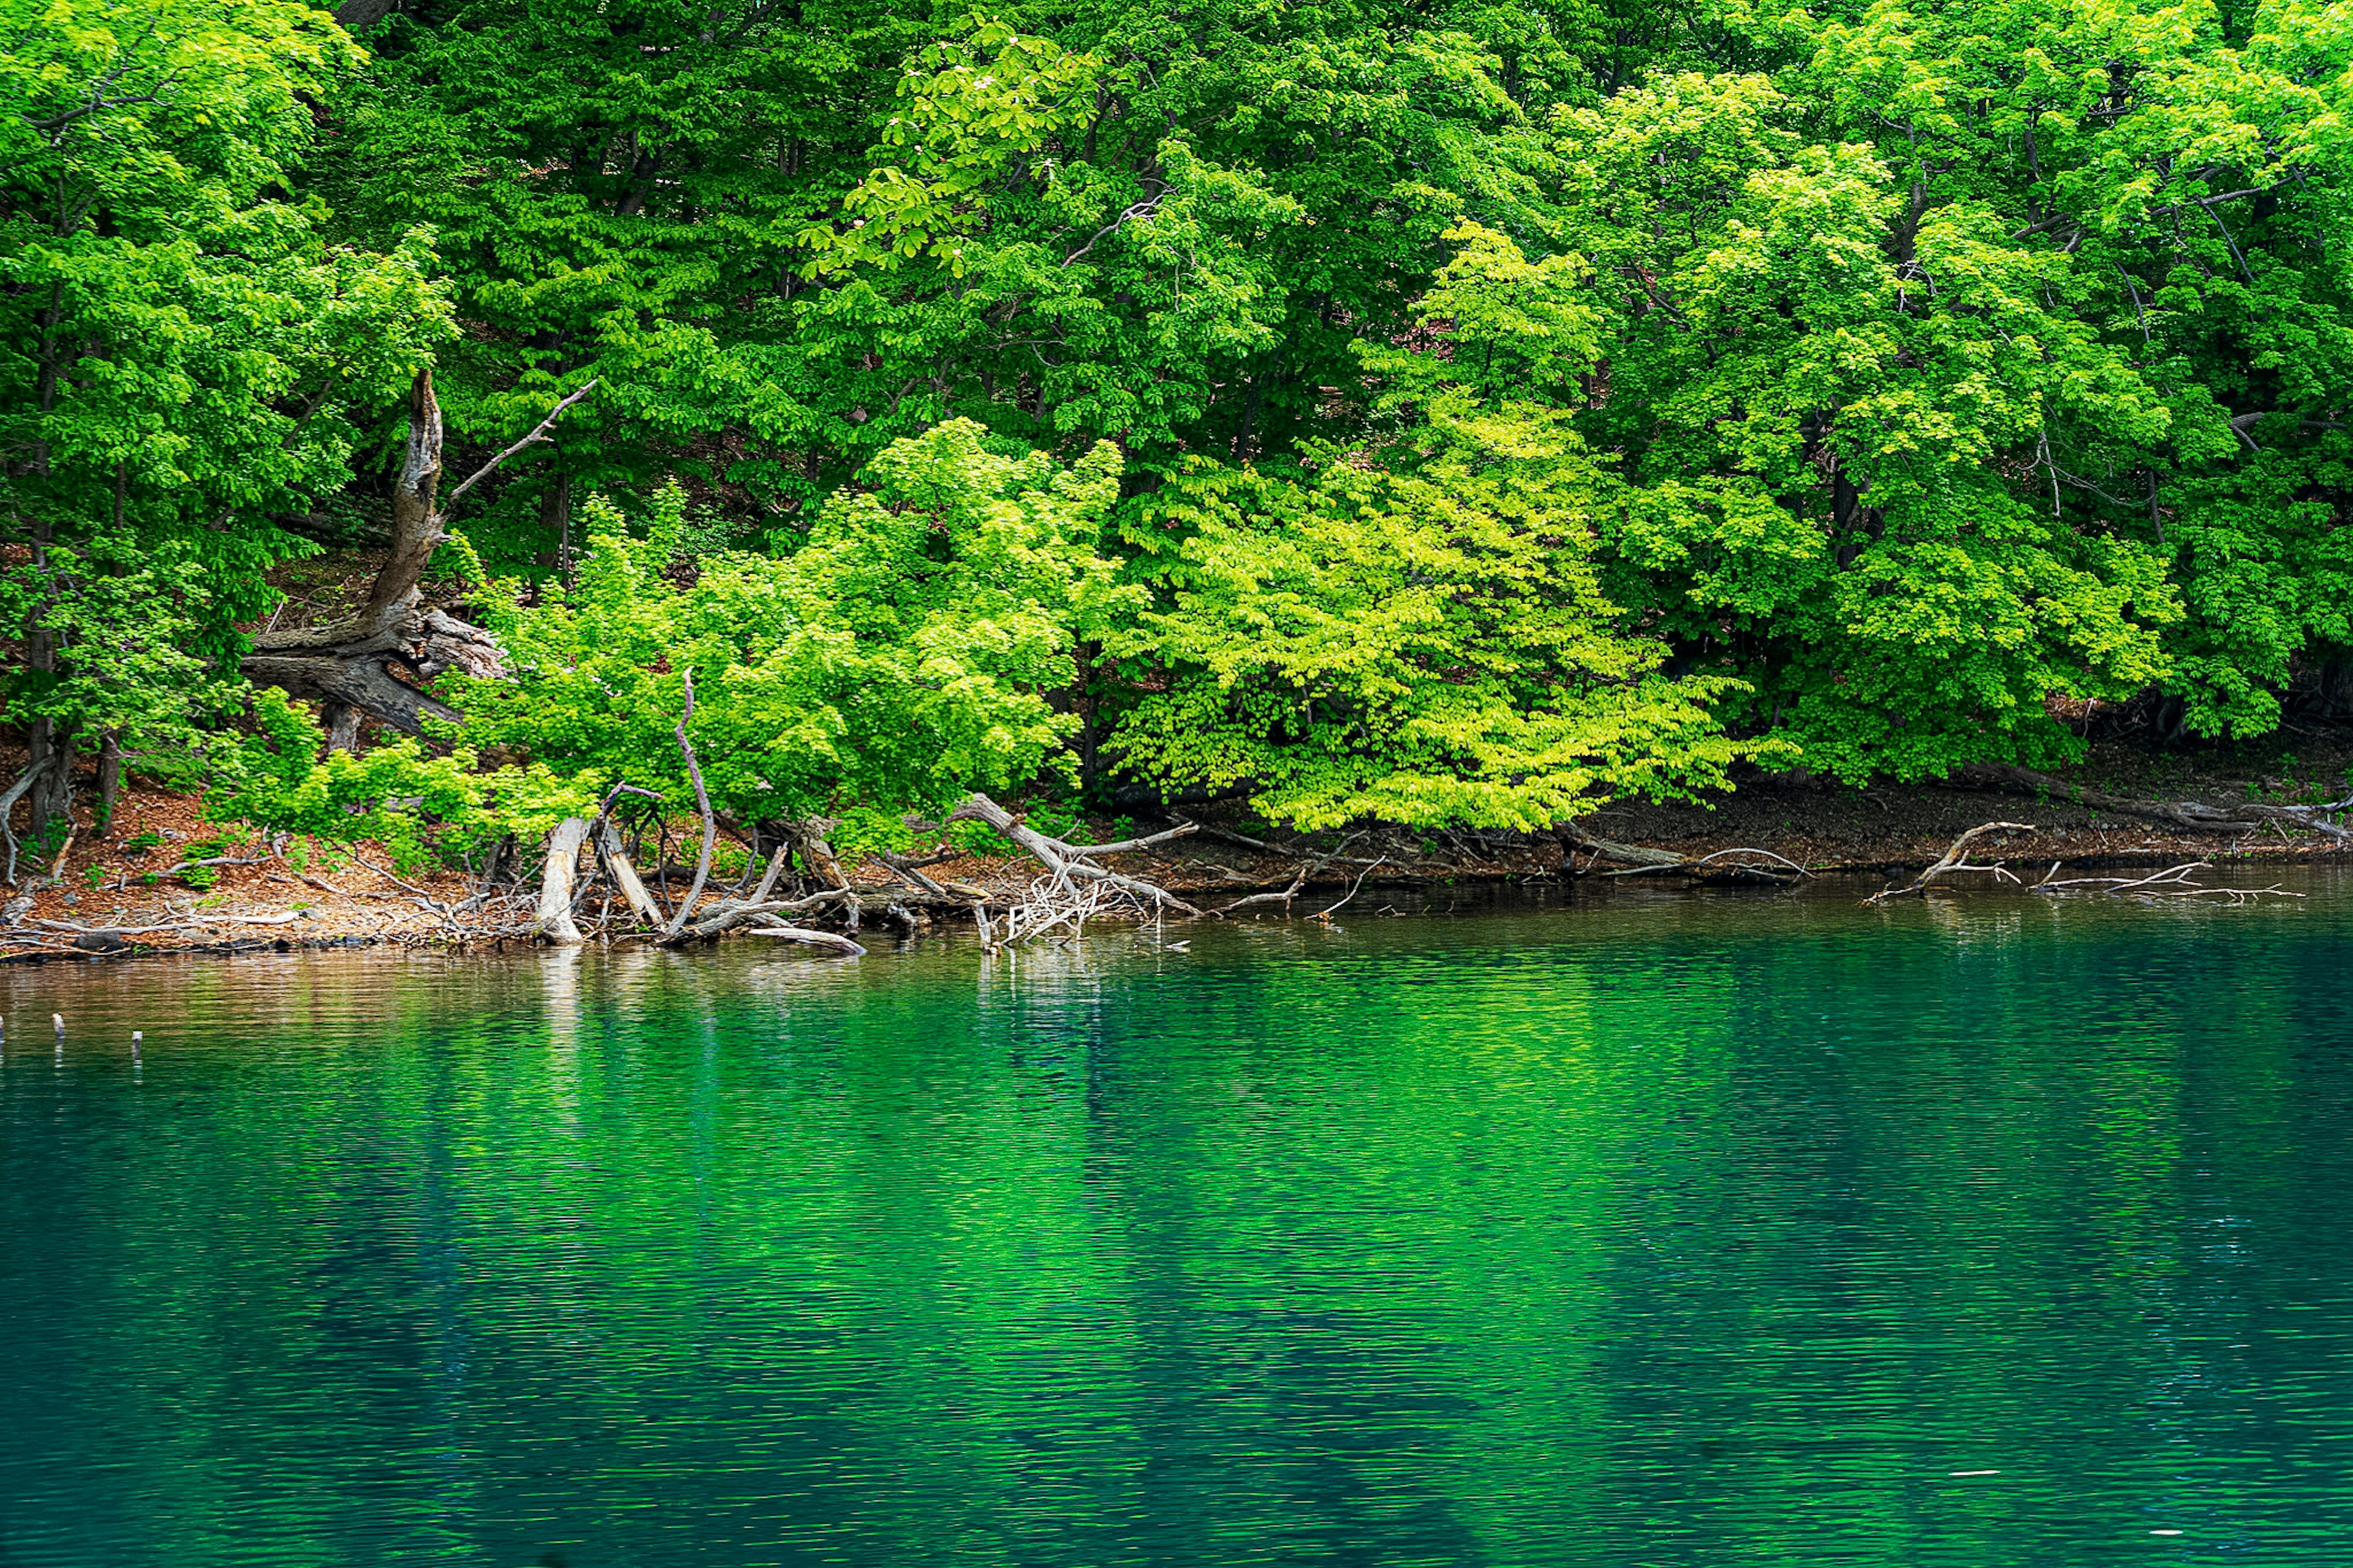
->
xmin=4 ymin=889 xmax=2351 ymax=1564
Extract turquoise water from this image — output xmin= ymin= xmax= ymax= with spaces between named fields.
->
xmin=3 ymin=878 xmax=2351 ymax=1566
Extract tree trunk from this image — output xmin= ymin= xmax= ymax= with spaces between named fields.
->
xmin=322 ymin=703 xmax=362 ymax=753
xmin=536 ymin=817 xmax=594 ymax=944
xmin=95 ymin=732 xmax=121 ymax=831
xmin=597 ymin=819 xmax=665 ymax=927
xmin=1557 ymin=820 xmax=1684 ymax=869
xmin=545 ymin=469 xmax=574 ymax=585
xmin=27 ymin=719 xmax=75 ymax=841
xmin=242 ymin=369 xmax=504 ymax=748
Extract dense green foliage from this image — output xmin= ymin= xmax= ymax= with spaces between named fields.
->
xmin=8 ymin=0 xmax=2353 ymax=850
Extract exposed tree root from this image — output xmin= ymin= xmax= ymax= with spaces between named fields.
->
xmin=243 ymin=371 xmax=594 ymax=746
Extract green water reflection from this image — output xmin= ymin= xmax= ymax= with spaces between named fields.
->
xmin=4 ymin=879 xmax=2351 ymax=1566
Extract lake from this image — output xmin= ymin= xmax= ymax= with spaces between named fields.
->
xmin=4 ymin=875 xmax=2351 ymax=1566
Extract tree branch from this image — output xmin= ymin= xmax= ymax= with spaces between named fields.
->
xmin=442 ymin=379 xmax=600 ymax=511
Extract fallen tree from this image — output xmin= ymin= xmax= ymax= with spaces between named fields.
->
xmin=939 ymin=794 xmax=1205 ymax=923
xmin=241 ymin=369 xmax=595 ymax=749
xmin=1558 ymin=820 xmax=1807 ymax=885
xmin=1865 ymin=821 xmax=2037 ymax=903
xmin=1958 ymin=763 xmax=2353 ymax=841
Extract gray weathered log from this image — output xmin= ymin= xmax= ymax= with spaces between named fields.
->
xmin=1960 ymin=762 xmax=2352 ymax=841
xmin=536 ymin=817 xmax=594 ymax=944
xmin=598 ymin=820 xmax=665 ymax=928
xmin=242 ymin=369 xmax=592 ymax=746
xmin=743 ymin=925 xmax=866 ymax=957
xmin=1558 ymin=820 xmax=1686 ymax=870
xmin=659 ymin=669 xmax=719 ymax=937
xmin=946 ymin=793 xmax=1203 ymax=917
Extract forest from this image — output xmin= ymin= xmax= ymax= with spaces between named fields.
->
xmin=6 ymin=0 xmax=2352 ymax=909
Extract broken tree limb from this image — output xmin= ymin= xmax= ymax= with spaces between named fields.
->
xmin=945 ymin=793 xmax=1205 ymax=917
xmin=1211 ymin=831 xmax=1376 ymax=914
xmin=598 ymin=820 xmax=665 ymax=928
xmin=536 ymin=817 xmax=594 ymax=944
xmin=665 ymin=888 xmax=854 ymax=945
xmin=242 ymin=370 xmax=596 ymax=747
xmin=0 ymin=755 xmax=54 ymax=885
xmin=1958 ymin=762 xmax=2352 ymax=841
xmin=1313 ymin=856 xmax=1387 ymax=921
xmin=590 ymin=781 xmax=667 ymax=928
xmin=1558 ymin=819 xmax=1687 ymax=870
xmin=1602 ymin=846 xmax=1808 ymax=884
xmin=440 ymin=380 xmax=600 ymax=512
xmin=659 ymin=670 xmax=718 ymax=939
xmin=1216 ymin=862 xmax=1315 ymax=914
xmin=874 ymin=848 xmax=967 ymax=901
xmin=1865 ymin=822 xmax=2037 ymax=904
xmin=743 ymin=925 xmax=866 ymax=957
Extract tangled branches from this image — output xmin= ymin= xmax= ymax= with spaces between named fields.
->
xmin=1865 ymin=822 xmax=2038 ymax=903
xmin=2030 ymin=862 xmax=2303 ymax=903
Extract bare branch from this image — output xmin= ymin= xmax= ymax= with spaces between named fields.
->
xmin=1866 ymin=822 xmax=2037 ymax=903
xmin=661 ymin=668 xmax=718 ymax=938
xmin=442 ymin=379 xmax=600 ymax=511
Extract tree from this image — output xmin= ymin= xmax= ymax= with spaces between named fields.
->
xmin=1 ymin=0 xmax=452 ymax=834
xmin=1108 ymin=224 xmax=1762 ymax=831
xmin=311 ymin=0 xmax=1569 ymax=568
xmin=1555 ymin=70 xmax=2181 ymax=781
xmin=433 ymin=419 xmax=1140 ymax=846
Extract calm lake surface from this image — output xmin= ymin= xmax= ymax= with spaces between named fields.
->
xmin=4 ymin=876 xmax=2352 ymax=1566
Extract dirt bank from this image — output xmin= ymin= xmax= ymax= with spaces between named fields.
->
xmin=4 ymin=727 xmax=2348 ymax=963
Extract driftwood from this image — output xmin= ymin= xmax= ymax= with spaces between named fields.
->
xmin=660 ymin=669 xmax=719 ymax=938
xmin=743 ymin=925 xmax=866 ymax=956
xmin=242 ymin=370 xmax=594 ymax=746
xmin=664 ymin=887 xmax=853 ymax=945
xmin=2030 ymin=861 xmax=2303 ymax=903
xmin=1865 ymin=822 xmax=2037 ymax=903
xmin=535 ymin=817 xmax=594 ymax=944
xmin=945 ymin=793 xmax=1204 ymax=920
xmin=1960 ymin=762 xmax=2352 ymax=841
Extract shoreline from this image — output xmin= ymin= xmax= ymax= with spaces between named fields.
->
xmin=6 ymin=729 xmax=2349 ymax=964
